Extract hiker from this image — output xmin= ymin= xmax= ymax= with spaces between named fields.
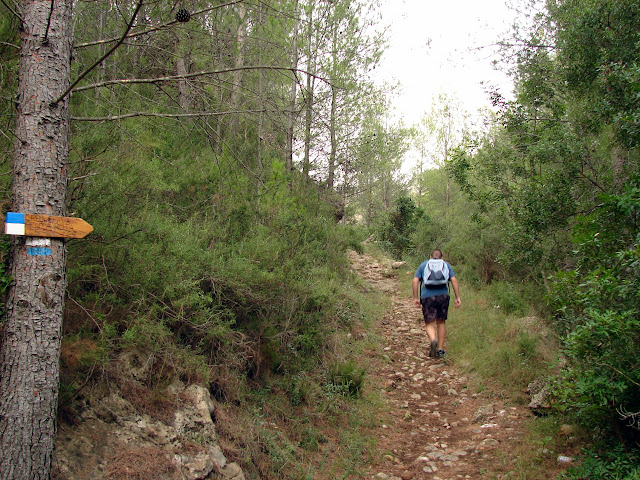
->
xmin=412 ymin=249 xmax=461 ymax=358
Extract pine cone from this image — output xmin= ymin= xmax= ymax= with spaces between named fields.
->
xmin=176 ymin=9 xmax=191 ymax=23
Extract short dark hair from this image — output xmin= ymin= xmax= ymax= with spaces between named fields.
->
xmin=431 ymin=249 xmax=443 ymax=259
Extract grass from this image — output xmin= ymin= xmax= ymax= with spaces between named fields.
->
xmin=446 ymin=288 xmax=559 ymax=400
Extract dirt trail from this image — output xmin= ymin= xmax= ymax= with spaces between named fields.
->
xmin=348 ymin=251 xmax=558 ymax=480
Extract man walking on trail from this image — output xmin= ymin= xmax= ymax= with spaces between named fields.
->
xmin=413 ymin=249 xmax=461 ymax=358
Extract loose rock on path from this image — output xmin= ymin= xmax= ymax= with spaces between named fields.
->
xmin=348 ymin=251 xmax=557 ymax=480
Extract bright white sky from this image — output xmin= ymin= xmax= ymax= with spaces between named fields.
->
xmin=374 ymin=0 xmax=518 ymax=127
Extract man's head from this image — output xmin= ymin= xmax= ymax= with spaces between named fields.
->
xmin=430 ymin=249 xmax=443 ymax=259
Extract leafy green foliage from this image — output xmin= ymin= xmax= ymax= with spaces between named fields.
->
xmin=544 ymin=179 xmax=640 ymax=447
xmin=435 ymin=0 xmax=640 ymax=465
xmin=485 ymin=281 xmax=528 ymax=316
xmin=379 ymin=196 xmax=425 ymax=258
xmin=560 ymin=445 xmax=640 ymax=480
xmin=557 ymin=310 xmax=640 ymax=425
xmin=327 ymin=359 xmax=366 ymax=398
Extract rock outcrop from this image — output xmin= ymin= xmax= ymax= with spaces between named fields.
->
xmin=53 ymin=383 xmax=245 ymax=480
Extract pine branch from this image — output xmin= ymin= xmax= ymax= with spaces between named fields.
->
xmin=74 ymin=1 xmax=243 ymax=50
xmin=53 ymin=0 xmax=144 ymax=105
xmin=0 ymin=0 xmax=22 ymax=23
xmin=71 ymin=109 xmax=271 ymax=122
xmin=70 ymin=66 xmax=332 ymax=94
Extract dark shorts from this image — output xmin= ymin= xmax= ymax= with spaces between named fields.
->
xmin=420 ymin=294 xmax=450 ymax=323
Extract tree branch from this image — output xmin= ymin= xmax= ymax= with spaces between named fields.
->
xmin=43 ymin=0 xmax=54 ymax=44
xmin=597 ymin=362 xmax=640 ymax=388
xmin=71 ymin=109 xmax=274 ymax=122
xmin=53 ymin=0 xmax=144 ymax=104
xmin=70 ymin=66 xmax=332 ymax=94
xmin=494 ymin=41 xmax=556 ymax=50
xmin=74 ymin=1 xmax=243 ymax=50
xmin=0 ymin=0 xmax=23 ymax=23
xmin=0 ymin=41 xmax=19 ymax=50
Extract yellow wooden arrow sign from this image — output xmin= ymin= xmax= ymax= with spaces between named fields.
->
xmin=4 ymin=212 xmax=93 ymax=239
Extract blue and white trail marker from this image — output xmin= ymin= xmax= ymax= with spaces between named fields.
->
xmin=3 ymin=212 xmax=93 ymax=239
xmin=26 ymin=238 xmax=52 ymax=256
xmin=4 ymin=212 xmax=25 ymax=236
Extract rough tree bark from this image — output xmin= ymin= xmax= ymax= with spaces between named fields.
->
xmin=0 ymin=1 xmax=72 ymax=478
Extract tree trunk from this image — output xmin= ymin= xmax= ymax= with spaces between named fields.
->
xmin=176 ymin=54 xmax=191 ymax=111
xmin=229 ymin=4 xmax=246 ymax=131
xmin=285 ymin=0 xmax=300 ymax=178
xmin=0 ymin=1 xmax=72 ymax=479
xmin=328 ymin=85 xmax=337 ymax=190
xmin=302 ymin=3 xmax=315 ymax=180
xmin=256 ymin=3 xmax=266 ymax=193
xmin=327 ymin=17 xmax=339 ymax=192
xmin=176 ymin=56 xmax=190 ymax=110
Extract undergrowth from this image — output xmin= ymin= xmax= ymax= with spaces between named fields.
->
xmin=57 ymin=174 xmax=386 ymax=478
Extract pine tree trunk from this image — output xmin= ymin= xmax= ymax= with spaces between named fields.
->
xmin=256 ymin=3 xmax=266 ymax=192
xmin=302 ymin=4 xmax=315 ymax=180
xmin=176 ymin=55 xmax=191 ymax=111
xmin=327 ymin=18 xmax=339 ymax=191
xmin=229 ymin=4 xmax=246 ymax=131
xmin=285 ymin=0 xmax=300 ymax=178
xmin=0 ymin=1 xmax=72 ymax=478
xmin=328 ymin=86 xmax=337 ymax=190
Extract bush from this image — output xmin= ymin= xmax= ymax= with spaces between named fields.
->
xmin=327 ymin=360 xmax=366 ymax=398
xmin=485 ymin=281 xmax=528 ymax=315
xmin=555 ymin=309 xmax=640 ymax=431
xmin=561 ymin=445 xmax=640 ymax=480
xmin=379 ymin=196 xmax=425 ymax=258
xmin=547 ymin=186 xmax=640 ymax=445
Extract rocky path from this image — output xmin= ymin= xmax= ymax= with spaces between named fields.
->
xmin=348 ymin=251 xmax=555 ymax=480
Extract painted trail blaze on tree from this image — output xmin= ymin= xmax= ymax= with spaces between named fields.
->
xmin=0 ymin=1 xmax=73 ymax=479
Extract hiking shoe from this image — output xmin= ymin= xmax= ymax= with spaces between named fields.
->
xmin=429 ymin=340 xmax=439 ymax=358
xmin=437 ymin=349 xmax=446 ymax=358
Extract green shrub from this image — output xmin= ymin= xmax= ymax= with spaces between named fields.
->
xmin=486 ymin=281 xmax=527 ymax=315
xmin=547 ymin=185 xmax=640 ymax=449
xmin=555 ymin=309 xmax=640 ymax=429
xmin=517 ymin=331 xmax=539 ymax=362
xmin=560 ymin=445 xmax=640 ymax=480
xmin=327 ymin=360 xmax=366 ymax=398
xmin=379 ymin=196 xmax=425 ymax=258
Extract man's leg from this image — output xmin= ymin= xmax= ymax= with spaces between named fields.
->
xmin=436 ymin=319 xmax=446 ymax=351
xmin=425 ymin=321 xmax=437 ymax=342
xmin=426 ymin=321 xmax=438 ymax=357
xmin=425 ymin=320 xmax=438 ymax=357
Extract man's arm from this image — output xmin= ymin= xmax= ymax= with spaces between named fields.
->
xmin=412 ymin=276 xmax=421 ymax=307
xmin=450 ymin=276 xmax=461 ymax=308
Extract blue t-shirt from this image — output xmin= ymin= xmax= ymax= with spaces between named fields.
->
xmin=415 ymin=260 xmax=455 ymax=299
